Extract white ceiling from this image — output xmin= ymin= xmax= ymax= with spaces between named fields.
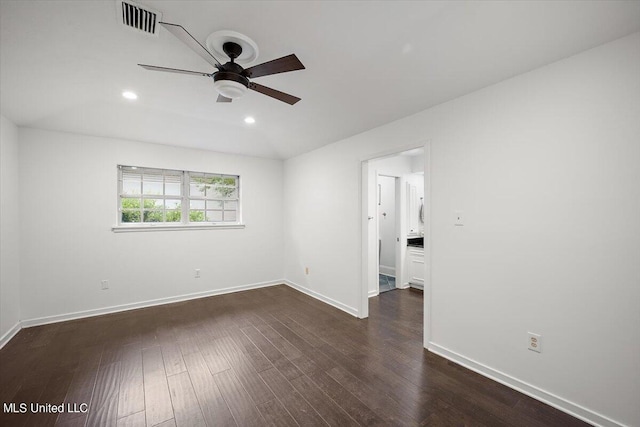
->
xmin=1 ymin=1 xmax=639 ymax=159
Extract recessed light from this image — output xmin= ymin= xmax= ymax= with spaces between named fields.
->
xmin=122 ymin=91 xmax=138 ymax=100
xmin=244 ymin=116 xmax=255 ymax=124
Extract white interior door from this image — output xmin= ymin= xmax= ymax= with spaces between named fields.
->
xmin=378 ymin=175 xmax=397 ymax=278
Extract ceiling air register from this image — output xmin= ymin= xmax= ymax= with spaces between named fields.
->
xmin=117 ymin=0 xmax=162 ymax=36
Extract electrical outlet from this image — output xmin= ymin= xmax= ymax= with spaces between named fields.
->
xmin=195 ymin=269 xmax=201 ymax=279
xmin=305 ymin=267 xmax=309 ymax=275
xmin=101 ymin=280 xmax=109 ymax=290
xmin=528 ymin=332 xmax=542 ymax=353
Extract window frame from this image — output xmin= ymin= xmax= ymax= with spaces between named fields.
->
xmin=113 ymin=165 xmax=244 ymax=232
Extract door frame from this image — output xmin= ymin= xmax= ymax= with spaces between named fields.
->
xmin=359 ymin=141 xmax=432 ymax=348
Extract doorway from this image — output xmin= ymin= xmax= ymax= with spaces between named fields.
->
xmin=359 ymin=142 xmax=431 ymax=347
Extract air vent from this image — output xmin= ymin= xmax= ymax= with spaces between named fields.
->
xmin=116 ymin=0 xmax=162 ymax=36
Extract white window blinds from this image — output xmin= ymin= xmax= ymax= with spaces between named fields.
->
xmin=117 ymin=166 xmax=240 ymax=226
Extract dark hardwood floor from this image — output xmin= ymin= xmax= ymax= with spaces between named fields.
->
xmin=0 ymin=285 xmax=588 ymax=427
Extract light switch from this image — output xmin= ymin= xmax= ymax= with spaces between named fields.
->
xmin=454 ymin=211 xmax=464 ymax=226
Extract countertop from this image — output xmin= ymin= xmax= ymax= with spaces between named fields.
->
xmin=407 ymin=236 xmax=424 ymax=248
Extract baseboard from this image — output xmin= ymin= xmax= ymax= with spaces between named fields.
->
xmin=428 ymin=342 xmax=625 ymax=427
xmin=8 ymin=279 xmax=359 ymax=347
xmin=379 ymin=265 xmax=395 ymax=277
xmin=284 ymin=280 xmax=358 ymax=317
xmin=0 ymin=321 xmax=22 ymax=349
xmin=368 ymin=289 xmax=379 ymax=298
xmin=20 ymin=280 xmax=283 ymax=329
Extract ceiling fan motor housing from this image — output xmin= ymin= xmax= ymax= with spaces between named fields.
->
xmin=213 ymin=42 xmax=249 ymax=99
xmin=213 ymin=55 xmax=249 ymax=99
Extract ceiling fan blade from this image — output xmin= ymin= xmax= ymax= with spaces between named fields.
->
xmin=138 ymin=64 xmax=212 ymax=77
xmin=243 ymin=54 xmax=305 ymax=79
xmin=217 ymin=94 xmax=232 ymax=103
xmin=159 ymin=22 xmax=222 ymax=68
xmin=249 ymin=82 xmax=301 ymax=105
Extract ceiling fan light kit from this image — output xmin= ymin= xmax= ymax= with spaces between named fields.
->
xmin=213 ymin=78 xmax=247 ymax=99
xmin=138 ymin=22 xmax=304 ymax=104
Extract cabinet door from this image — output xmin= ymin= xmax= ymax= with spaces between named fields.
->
xmin=408 ymin=249 xmax=424 ymax=285
xmin=407 ymin=183 xmax=418 ymax=235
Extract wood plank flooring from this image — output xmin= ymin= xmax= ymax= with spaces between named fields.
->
xmin=0 ymin=285 xmax=588 ymax=426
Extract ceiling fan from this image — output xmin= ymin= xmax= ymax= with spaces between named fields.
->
xmin=139 ymin=22 xmax=305 ymax=105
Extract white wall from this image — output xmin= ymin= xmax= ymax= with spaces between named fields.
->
xmin=0 ymin=115 xmax=21 ymax=341
xmin=18 ymin=128 xmax=284 ymax=321
xmin=411 ymin=154 xmax=425 ymax=173
xmin=370 ymin=154 xmax=413 ymax=177
xmin=283 ymin=33 xmax=640 ymax=427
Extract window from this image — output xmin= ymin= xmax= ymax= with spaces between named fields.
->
xmin=116 ymin=165 xmax=241 ymax=229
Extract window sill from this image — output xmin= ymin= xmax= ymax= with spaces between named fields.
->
xmin=112 ymin=223 xmax=245 ymax=233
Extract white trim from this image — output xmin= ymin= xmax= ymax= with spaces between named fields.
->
xmin=0 ymin=321 xmax=22 ymax=349
xmin=379 ymin=265 xmax=395 ymax=277
xmin=358 ymin=142 xmax=432 ymax=164
xmin=359 ymin=161 xmax=371 ymax=319
xmin=428 ymin=343 xmax=626 ymax=427
xmin=422 ymin=142 xmax=432 ymax=347
xmin=284 ymin=280 xmax=358 ymax=317
xmin=396 ymin=176 xmax=407 ymax=292
xmin=368 ymin=289 xmax=380 ymax=298
xmin=112 ymin=224 xmax=245 ymax=232
xmin=20 ymin=280 xmax=282 ymax=328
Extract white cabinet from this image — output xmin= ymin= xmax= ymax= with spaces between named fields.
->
xmin=407 ymin=183 xmax=419 ymax=235
xmin=406 ymin=177 xmax=424 ymax=236
xmin=407 ymin=247 xmax=424 ymax=289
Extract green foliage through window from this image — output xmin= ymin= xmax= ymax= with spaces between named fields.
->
xmin=118 ymin=166 xmax=239 ymax=226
